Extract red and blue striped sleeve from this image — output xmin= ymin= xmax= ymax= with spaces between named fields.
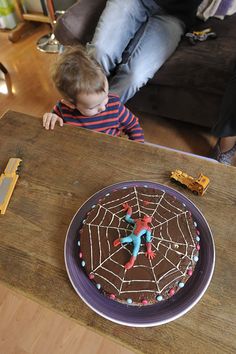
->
xmin=118 ymin=102 xmax=144 ymax=142
xmin=52 ymin=101 xmax=64 ymax=118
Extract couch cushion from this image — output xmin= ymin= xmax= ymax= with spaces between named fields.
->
xmin=150 ymin=14 xmax=236 ymax=96
xmin=127 ymin=83 xmax=222 ymax=127
xmin=54 ymin=0 xmax=106 ymax=45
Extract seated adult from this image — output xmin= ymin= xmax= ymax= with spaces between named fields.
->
xmin=87 ymin=0 xmax=202 ymax=103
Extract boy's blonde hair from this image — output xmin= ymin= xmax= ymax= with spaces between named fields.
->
xmin=52 ymin=45 xmax=106 ymax=104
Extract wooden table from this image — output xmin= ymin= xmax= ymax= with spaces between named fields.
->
xmin=0 ymin=111 xmax=235 ymax=354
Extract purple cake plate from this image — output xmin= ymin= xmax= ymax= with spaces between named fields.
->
xmin=64 ymin=181 xmax=215 ymax=327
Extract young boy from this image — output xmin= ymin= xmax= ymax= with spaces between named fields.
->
xmin=43 ymin=45 xmax=144 ymax=143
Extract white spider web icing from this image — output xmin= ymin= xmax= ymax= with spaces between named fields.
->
xmin=80 ymin=186 xmax=199 ymax=303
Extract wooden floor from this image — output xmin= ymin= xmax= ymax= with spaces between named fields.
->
xmin=0 ymin=282 xmax=134 ymax=354
xmin=0 ymin=23 xmax=226 ymax=354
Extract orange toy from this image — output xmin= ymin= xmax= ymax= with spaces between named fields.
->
xmin=170 ymin=169 xmax=210 ymax=196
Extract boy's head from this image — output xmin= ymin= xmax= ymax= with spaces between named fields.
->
xmin=52 ymin=45 xmax=108 ymax=116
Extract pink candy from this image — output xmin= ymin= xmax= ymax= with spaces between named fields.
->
xmin=196 ymin=244 xmax=200 ymax=251
xmin=142 ymin=299 xmax=148 ymax=305
xmin=187 ymin=269 xmax=193 ymax=276
xmin=79 ymin=252 xmax=83 ymax=258
xmin=169 ymin=288 xmax=175 ymax=296
xmin=89 ymin=273 xmax=94 ymax=279
xmin=109 ymin=294 xmax=116 ymax=300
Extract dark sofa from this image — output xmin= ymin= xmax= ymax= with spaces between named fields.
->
xmin=54 ymin=0 xmax=236 ymax=128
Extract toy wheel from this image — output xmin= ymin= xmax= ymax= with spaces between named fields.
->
xmin=170 ymin=179 xmax=182 ymax=187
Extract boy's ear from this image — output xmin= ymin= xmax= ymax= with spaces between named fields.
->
xmin=61 ymin=99 xmax=76 ymax=109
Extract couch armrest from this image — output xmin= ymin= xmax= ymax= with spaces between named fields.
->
xmin=54 ymin=0 xmax=107 ymax=45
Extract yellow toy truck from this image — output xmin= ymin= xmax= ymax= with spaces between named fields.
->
xmin=170 ymin=169 xmax=210 ymax=196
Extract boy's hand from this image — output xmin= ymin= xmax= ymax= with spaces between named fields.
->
xmin=43 ymin=113 xmax=63 ymax=130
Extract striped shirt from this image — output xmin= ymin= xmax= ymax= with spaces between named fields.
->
xmin=52 ymin=94 xmax=144 ymax=142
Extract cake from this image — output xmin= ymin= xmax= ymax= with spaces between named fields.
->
xmin=79 ymin=185 xmax=200 ymax=305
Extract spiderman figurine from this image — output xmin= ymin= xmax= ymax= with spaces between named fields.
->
xmin=113 ymin=203 xmax=156 ymax=270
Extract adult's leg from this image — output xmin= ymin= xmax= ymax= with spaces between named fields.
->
xmin=87 ymin=0 xmax=149 ymax=76
xmin=211 ymin=65 xmax=236 ymax=164
xmin=212 ymin=65 xmax=236 ymax=140
xmin=109 ymin=13 xmax=185 ymax=103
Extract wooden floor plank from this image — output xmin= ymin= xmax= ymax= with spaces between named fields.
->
xmin=0 ymin=283 xmax=135 ymax=354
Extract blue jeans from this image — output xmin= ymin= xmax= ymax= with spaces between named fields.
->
xmin=87 ymin=0 xmax=185 ymax=103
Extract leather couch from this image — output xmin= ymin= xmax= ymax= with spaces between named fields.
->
xmin=54 ymin=0 xmax=236 ymax=128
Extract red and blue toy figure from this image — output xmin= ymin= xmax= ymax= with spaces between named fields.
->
xmin=113 ymin=203 xmax=156 ymax=269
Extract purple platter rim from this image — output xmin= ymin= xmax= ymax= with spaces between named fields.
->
xmin=64 ymin=181 xmax=215 ymax=327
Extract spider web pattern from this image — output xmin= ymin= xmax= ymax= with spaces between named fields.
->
xmin=80 ymin=186 xmax=199 ymax=304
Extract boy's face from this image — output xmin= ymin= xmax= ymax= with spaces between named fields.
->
xmin=64 ymin=78 xmax=109 ymax=117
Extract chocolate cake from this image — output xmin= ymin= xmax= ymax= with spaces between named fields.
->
xmin=79 ymin=185 xmax=200 ymax=306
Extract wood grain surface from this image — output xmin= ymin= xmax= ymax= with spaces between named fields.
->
xmin=0 ymin=282 xmax=134 ymax=354
xmin=0 ymin=110 xmax=235 ymax=354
